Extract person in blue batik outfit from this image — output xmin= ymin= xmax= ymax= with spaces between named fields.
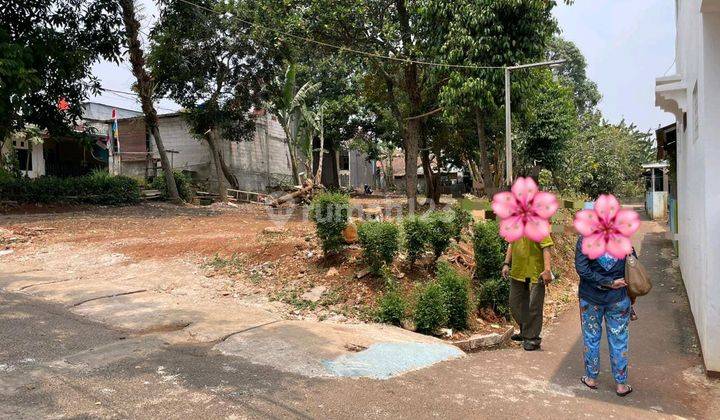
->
xmin=575 ymin=238 xmax=636 ymax=397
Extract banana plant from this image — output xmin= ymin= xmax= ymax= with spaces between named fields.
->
xmin=269 ymin=63 xmax=321 ymax=186
xmin=299 ymin=103 xmax=326 ymax=185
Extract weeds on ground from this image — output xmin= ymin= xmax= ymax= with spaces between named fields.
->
xmin=203 ymin=253 xmax=246 ymax=276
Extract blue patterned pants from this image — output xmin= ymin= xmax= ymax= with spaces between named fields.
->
xmin=579 ymin=296 xmax=631 ymax=384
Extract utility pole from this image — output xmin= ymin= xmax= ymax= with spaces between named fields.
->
xmin=504 ymin=59 xmax=566 ymax=186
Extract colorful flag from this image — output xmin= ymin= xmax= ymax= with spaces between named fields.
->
xmin=111 ymin=108 xmax=120 ymax=153
xmin=57 ymin=98 xmax=70 ymax=111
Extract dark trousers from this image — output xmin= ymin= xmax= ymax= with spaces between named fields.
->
xmin=509 ymin=278 xmax=545 ymax=342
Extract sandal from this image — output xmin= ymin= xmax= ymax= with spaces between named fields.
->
xmin=581 ymin=376 xmax=597 ymax=390
xmin=616 ymin=384 xmax=633 ymax=397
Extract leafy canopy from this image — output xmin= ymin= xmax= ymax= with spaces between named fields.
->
xmin=0 ymin=0 xmax=123 ymax=141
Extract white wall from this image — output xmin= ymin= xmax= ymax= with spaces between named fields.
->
xmin=155 ymin=117 xmax=212 ymax=176
xmin=1 ymin=136 xmax=45 ymax=179
xmin=146 ymin=113 xmax=294 ymax=191
xmin=656 ymin=0 xmax=720 ymax=372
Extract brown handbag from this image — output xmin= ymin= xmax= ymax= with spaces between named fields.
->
xmin=625 ymin=254 xmax=652 ymax=298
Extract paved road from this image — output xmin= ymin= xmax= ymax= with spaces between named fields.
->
xmin=1 ymin=219 xmax=719 ymax=419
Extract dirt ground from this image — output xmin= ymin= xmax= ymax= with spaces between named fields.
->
xmin=0 ymin=199 xmax=579 ymax=339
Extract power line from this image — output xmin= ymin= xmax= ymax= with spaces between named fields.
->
xmin=100 ymin=87 xmax=181 ymax=113
xmin=662 ymin=57 xmax=676 ymax=76
xmin=174 ymin=0 xmax=506 ymax=70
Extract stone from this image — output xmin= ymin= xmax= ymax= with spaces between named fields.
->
xmin=328 ymin=314 xmax=348 ymax=323
xmin=362 ymin=207 xmax=383 ymax=220
xmin=342 ymin=223 xmax=358 ymax=244
xmin=451 ymin=327 xmax=514 ymax=352
xmin=263 ymin=226 xmax=287 ymax=234
xmin=300 ymin=286 xmax=327 ymax=302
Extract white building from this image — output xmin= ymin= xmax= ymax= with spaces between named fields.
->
xmin=655 ymin=0 xmax=720 ymax=374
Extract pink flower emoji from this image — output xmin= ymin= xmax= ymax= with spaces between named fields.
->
xmin=573 ymin=194 xmax=640 ymax=259
xmin=492 ymin=177 xmax=559 ymax=243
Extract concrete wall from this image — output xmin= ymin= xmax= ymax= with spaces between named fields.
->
xmin=153 ymin=117 xmax=213 ymax=178
xmin=655 ymin=0 xmax=720 ymax=372
xmin=145 ymin=113 xmax=294 ymax=191
xmin=227 ymin=113 xmax=294 ymax=191
xmin=1 ymin=139 xmax=45 ymax=178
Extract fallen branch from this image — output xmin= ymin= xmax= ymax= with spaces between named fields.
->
xmin=270 ymin=180 xmax=314 ymax=207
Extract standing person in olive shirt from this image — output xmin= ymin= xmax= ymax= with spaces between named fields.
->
xmin=501 ymin=236 xmax=554 ymax=351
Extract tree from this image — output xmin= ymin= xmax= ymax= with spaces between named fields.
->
xmin=514 ymin=71 xmax=577 ymax=178
xmin=428 ymin=0 xmax=560 ymax=195
xmin=149 ymin=0 xmax=281 ymax=202
xmin=0 ymin=0 xmax=122 ymax=147
xmin=119 ymin=0 xmax=181 ymax=203
xmin=554 ymin=113 xmax=654 ymax=199
xmin=299 ymin=0 xmax=451 ymax=210
xmin=547 ymin=36 xmax=601 ymax=115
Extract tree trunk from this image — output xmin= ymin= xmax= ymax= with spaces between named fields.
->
xmin=287 ymin=141 xmax=300 ymax=186
xmin=404 ymin=119 xmax=420 ymax=213
xmin=313 ymin=114 xmax=325 ymax=186
xmin=206 ymin=129 xmax=228 ymax=203
xmin=209 ymin=128 xmax=239 ymax=190
xmin=465 ymin=158 xmax=484 ymax=196
xmin=474 ymin=108 xmax=497 ymax=197
xmin=119 ymin=0 xmax=181 ymax=204
xmin=420 ymin=148 xmax=440 ymax=205
xmin=386 ymin=151 xmax=395 ymax=190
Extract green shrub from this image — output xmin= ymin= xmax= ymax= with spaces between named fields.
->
xmin=309 ymin=192 xmax=350 ymax=255
xmin=413 ymin=281 xmax=448 ymax=334
xmin=427 ymin=211 xmax=454 ymax=260
xmin=473 ymin=220 xmax=506 ymax=281
xmin=151 ymin=171 xmax=193 ymax=202
xmin=436 ymin=261 xmax=471 ymax=330
xmin=376 ymin=289 xmax=406 ymax=326
xmin=358 ymin=220 xmax=400 ymax=274
xmin=450 ymin=204 xmax=473 ymax=241
xmin=477 ymin=278 xmax=511 ymax=318
xmin=402 ymin=215 xmax=429 ymax=265
xmin=0 ymin=172 xmax=141 ymax=205
xmin=0 ymin=167 xmax=15 ymax=183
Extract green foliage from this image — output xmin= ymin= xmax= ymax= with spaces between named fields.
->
xmin=477 ymin=278 xmax=511 ymax=318
xmin=149 ymin=0 xmax=280 ymax=144
xmin=515 ymin=72 xmax=578 ymax=176
xmin=402 ymin=215 xmax=429 ymax=265
xmin=436 ymin=261 xmax=471 ymax=330
xmin=450 ymin=204 xmax=473 ymax=241
xmin=358 ymin=221 xmax=400 ymax=274
xmin=376 ymin=289 xmax=406 ymax=326
xmin=0 ymin=172 xmax=141 ymax=205
xmin=309 ymin=192 xmax=350 ymax=255
xmin=547 ymin=36 xmax=601 ymax=114
xmin=473 ymin=221 xmax=506 ymax=281
xmin=0 ymin=1 xmax=123 ymax=141
xmin=151 ymin=171 xmax=193 ymax=202
xmin=554 ymin=113 xmax=655 ymax=199
xmin=413 ymin=281 xmax=448 ymax=335
xmin=427 ymin=211 xmax=454 ymax=260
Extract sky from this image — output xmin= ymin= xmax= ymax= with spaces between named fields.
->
xmin=90 ymin=0 xmax=677 ymax=133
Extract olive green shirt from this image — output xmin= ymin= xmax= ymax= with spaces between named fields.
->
xmin=509 ymin=236 xmax=554 ymax=283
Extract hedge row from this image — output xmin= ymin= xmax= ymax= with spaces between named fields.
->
xmin=0 ymin=171 xmax=141 ymax=205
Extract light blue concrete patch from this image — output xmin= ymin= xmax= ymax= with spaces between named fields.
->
xmin=322 ymin=342 xmax=464 ymax=379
